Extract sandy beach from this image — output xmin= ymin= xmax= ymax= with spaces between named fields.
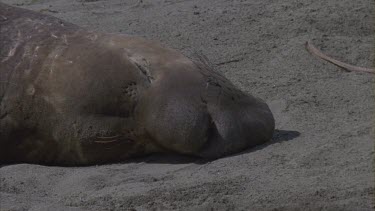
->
xmin=0 ymin=0 xmax=374 ymax=210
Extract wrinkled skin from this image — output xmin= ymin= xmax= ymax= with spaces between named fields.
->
xmin=0 ymin=3 xmax=274 ymax=166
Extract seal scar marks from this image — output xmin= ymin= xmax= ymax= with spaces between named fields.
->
xmin=2 ymin=31 xmax=21 ymax=63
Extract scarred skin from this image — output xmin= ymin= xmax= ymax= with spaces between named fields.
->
xmin=0 ymin=3 xmax=275 ymax=166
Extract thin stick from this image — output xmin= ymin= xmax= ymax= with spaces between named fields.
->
xmin=305 ymin=41 xmax=375 ymax=74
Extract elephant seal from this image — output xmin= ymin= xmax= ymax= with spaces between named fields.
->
xmin=0 ymin=3 xmax=274 ymax=166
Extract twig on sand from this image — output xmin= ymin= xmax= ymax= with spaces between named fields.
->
xmin=305 ymin=41 xmax=375 ymax=74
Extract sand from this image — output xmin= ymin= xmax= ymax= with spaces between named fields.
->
xmin=0 ymin=0 xmax=374 ymax=210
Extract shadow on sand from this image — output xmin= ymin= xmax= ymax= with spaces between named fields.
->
xmin=130 ymin=129 xmax=301 ymax=165
xmin=0 ymin=129 xmax=300 ymax=167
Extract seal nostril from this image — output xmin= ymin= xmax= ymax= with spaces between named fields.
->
xmin=207 ymin=121 xmax=216 ymax=141
xmin=200 ymin=116 xmax=218 ymax=152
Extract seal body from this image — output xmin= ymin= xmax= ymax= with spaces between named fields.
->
xmin=0 ymin=3 xmax=275 ymax=165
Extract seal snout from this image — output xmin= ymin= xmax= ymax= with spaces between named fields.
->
xmin=136 ymin=69 xmax=211 ymax=154
xmin=137 ymin=67 xmax=275 ymax=158
xmin=198 ymin=94 xmax=275 ymax=158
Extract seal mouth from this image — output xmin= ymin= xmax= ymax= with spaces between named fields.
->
xmin=197 ymin=118 xmax=217 ymax=154
xmin=93 ymin=134 xmax=136 ymax=145
xmin=94 ymin=135 xmax=121 ymax=144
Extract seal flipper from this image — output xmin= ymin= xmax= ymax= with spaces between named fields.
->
xmin=48 ymin=114 xmax=158 ymax=165
xmin=0 ymin=114 xmax=155 ymax=166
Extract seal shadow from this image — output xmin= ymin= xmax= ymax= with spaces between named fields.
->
xmin=129 ymin=129 xmax=301 ymax=165
xmin=234 ymin=129 xmax=301 ymax=155
xmin=0 ymin=130 xmax=301 ymax=167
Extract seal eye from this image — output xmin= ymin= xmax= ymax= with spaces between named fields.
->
xmin=93 ymin=96 xmax=132 ymax=118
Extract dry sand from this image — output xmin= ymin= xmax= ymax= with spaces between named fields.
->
xmin=0 ymin=0 xmax=374 ymax=210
